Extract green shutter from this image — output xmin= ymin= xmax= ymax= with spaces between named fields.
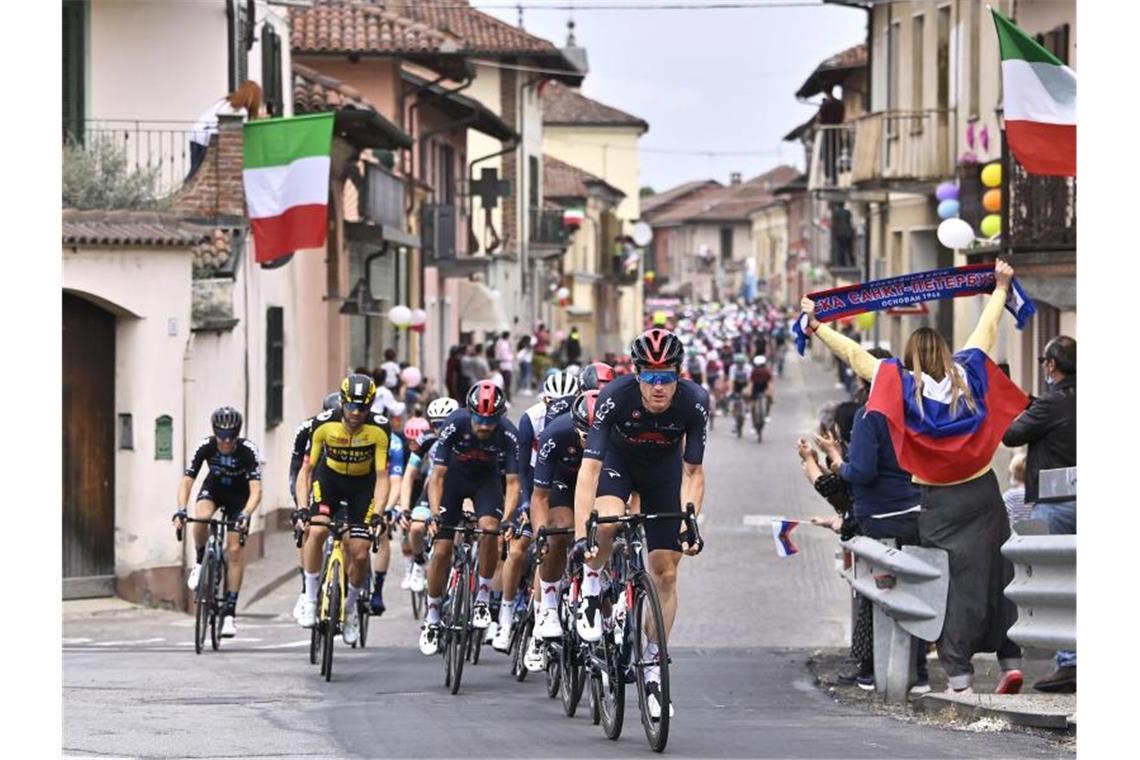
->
xmin=266 ymin=307 xmax=284 ymax=426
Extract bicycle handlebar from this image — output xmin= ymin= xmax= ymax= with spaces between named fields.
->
xmin=534 ymin=526 xmax=574 ymax=558
xmin=174 ymin=516 xmax=247 ymax=546
xmin=584 ymin=504 xmax=701 ymax=556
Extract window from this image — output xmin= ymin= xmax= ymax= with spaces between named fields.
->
xmin=720 ymin=227 xmax=734 ymax=261
xmin=62 ymin=1 xmax=86 ymax=143
xmin=260 ymin=22 xmax=283 ymax=117
xmin=887 ymin=21 xmax=901 ymax=111
xmin=266 ymin=306 xmax=284 ymax=427
xmin=227 ymin=0 xmax=252 ymax=92
xmin=529 ymin=155 xmax=540 ymax=207
xmin=1035 ymin=24 xmax=1070 ymax=65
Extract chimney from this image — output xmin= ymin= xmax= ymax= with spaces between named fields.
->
xmin=730 ymin=172 xmax=742 ymax=186
xmin=171 ymin=113 xmax=246 ymax=220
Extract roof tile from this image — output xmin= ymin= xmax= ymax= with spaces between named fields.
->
xmin=543 ymin=155 xmax=623 ymax=201
xmin=541 ymin=81 xmax=648 ymax=130
xmin=62 ymin=210 xmax=214 ymax=247
xmin=645 ymin=166 xmax=800 ymax=224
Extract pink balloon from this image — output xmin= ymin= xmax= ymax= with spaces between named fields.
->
xmin=554 ymin=330 xmax=566 ymax=342
xmin=400 ymin=366 xmax=423 ymax=388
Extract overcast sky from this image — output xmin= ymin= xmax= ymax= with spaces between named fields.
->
xmin=472 ymin=0 xmax=865 ymax=195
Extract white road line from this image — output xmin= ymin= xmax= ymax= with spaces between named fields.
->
xmin=89 ymin=638 xmax=166 ymax=647
xmin=253 ymin=640 xmax=312 ymax=649
xmin=742 ymin=514 xmax=783 ymax=527
xmin=62 ymin=638 xmax=93 ymax=644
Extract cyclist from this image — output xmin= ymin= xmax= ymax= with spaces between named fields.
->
xmin=573 ymin=328 xmax=708 ymax=719
xmin=517 ymin=370 xmax=581 ymax=516
xmin=395 ymin=416 xmax=432 ymax=592
xmin=751 ymin=355 xmax=774 ymax=422
xmin=397 ymin=399 xmax=458 ymax=593
xmin=366 ymin=413 xmax=407 ymax=617
xmin=578 ymin=361 xmax=615 ymax=392
xmin=518 ymin=389 xmax=600 ymax=670
xmin=418 ymin=382 xmax=520 ymax=656
xmin=174 ymin=407 xmax=262 ymax=638
xmin=294 ymin=373 xmax=392 ymax=646
xmin=288 ymin=392 xmax=340 ymax=622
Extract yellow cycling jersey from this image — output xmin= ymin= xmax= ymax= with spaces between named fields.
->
xmin=308 ymin=408 xmax=391 ymax=477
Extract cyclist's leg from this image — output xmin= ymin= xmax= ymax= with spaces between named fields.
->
xmin=635 ymin=462 xmax=684 ymax=644
xmin=426 ymin=477 xmax=465 ymax=624
xmin=344 ymin=489 xmax=375 ymax=614
xmin=191 ymin=494 xmax=218 ymax=565
xmin=302 ymin=475 xmax=335 ymax=603
xmin=220 ymin=500 xmax=245 ymax=596
xmin=473 ymin=474 xmax=504 ymax=616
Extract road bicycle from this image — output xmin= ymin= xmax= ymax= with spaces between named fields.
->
xmin=729 ymin=391 xmax=746 ymax=438
xmin=406 ymin=515 xmax=432 ymax=620
xmin=545 ymin=534 xmax=589 ymax=718
xmin=440 ymin=514 xmax=499 ymax=695
xmin=175 ymin=515 xmax=246 ymax=655
xmin=511 ymin=525 xmax=574 ymax=683
xmin=750 ymin=394 xmax=766 ymax=443
xmin=584 ymin=504 xmax=703 ymax=753
xmin=307 ymin=513 xmax=378 ymax=682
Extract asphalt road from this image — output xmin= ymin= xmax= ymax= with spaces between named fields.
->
xmin=63 ymin=353 xmax=1070 ymax=759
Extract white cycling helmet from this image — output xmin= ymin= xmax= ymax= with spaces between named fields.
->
xmin=753 ymin=355 xmax=767 ymax=367
xmin=543 ymin=370 xmax=580 ymax=400
xmin=426 ymin=396 xmax=460 ymax=423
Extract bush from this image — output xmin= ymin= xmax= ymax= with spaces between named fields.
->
xmin=62 ymin=136 xmax=168 ymax=210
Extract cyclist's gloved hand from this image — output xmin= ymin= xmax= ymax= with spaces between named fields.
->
xmin=569 ymin=537 xmax=590 ymax=564
xmin=290 ymin=508 xmax=308 ymax=528
xmin=370 ymin=512 xmax=385 ymax=530
xmin=172 ymin=508 xmax=188 ymax=526
xmin=235 ymin=513 xmax=251 ymax=533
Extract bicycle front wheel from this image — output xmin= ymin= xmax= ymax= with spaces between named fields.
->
xmin=633 ymin=573 xmax=671 ymax=753
xmin=447 ymin=560 xmax=469 ymax=695
xmin=194 ymin=558 xmax=212 ymax=655
xmin=411 ymin=588 xmax=423 ymax=620
xmin=322 ymin=564 xmax=340 ymax=682
xmin=210 ymin=559 xmax=227 ymax=651
xmin=511 ymin=602 xmax=534 ymax=682
xmin=600 ymin=614 xmax=626 ymax=740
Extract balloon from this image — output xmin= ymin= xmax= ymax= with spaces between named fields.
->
xmin=554 ymin=330 xmax=565 ymax=342
xmin=983 ymin=189 xmax=1002 ymax=213
xmin=937 ymin=218 xmax=975 ymax=249
xmin=981 ymin=162 xmax=1002 ymax=188
xmin=980 ymin=214 xmax=1002 ymax=238
xmin=653 ymin=310 xmax=668 ymax=326
xmin=409 ymin=308 xmax=427 ymax=327
xmin=934 ymin=181 xmax=959 ymax=202
xmin=937 ymin=199 xmax=960 ymax=220
xmin=555 ymin=286 xmax=570 ymax=301
xmin=855 ymin=312 xmax=876 ymax=332
xmin=400 ymin=366 xmax=423 ymax=388
xmin=387 ymin=305 xmax=411 ymax=327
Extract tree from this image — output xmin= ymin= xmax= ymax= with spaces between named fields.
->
xmin=639 ymin=186 xmax=657 ymax=198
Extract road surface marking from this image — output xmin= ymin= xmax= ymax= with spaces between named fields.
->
xmin=254 ymin=640 xmax=312 ymax=649
xmin=90 ymin=638 xmax=166 ymax=647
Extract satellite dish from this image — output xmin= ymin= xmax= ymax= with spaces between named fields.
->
xmin=631 ymin=222 xmax=653 ymax=247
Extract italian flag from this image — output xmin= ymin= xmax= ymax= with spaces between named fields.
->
xmin=992 ymin=9 xmax=1076 ymax=176
xmin=243 ymin=113 xmax=335 ymax=263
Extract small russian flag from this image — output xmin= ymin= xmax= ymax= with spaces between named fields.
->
xmin=771 ymin=519 xmax=800 ymax=558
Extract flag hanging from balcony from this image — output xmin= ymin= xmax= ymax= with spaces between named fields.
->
xmin=991 ymin=9 xmax=1076 ymax=176
xmin=242 ymin=113 xmax=335 ymax=263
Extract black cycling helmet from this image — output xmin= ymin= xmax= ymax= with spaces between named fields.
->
xmin=579 ymin=361 xmax=615 ymax=391
xmin=340 ymin=372 xmax=377 ymax=407
xmin=466 ymin=380 xmax=506 ymax=418
xmin=630 ymin=328 xmax=684 ymax=369
xmin=322 ymin=392 xmax=340 ymax=412
xmin=571 ymin=390 xmax=601 ymax=434
xmin=211 ymin=406 xmax=243 ymax=434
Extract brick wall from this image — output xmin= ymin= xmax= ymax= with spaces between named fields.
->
xmin=170 ymin=114 xmax=246 ymax=220
xmin=500 ymin=67 xmax=518 ymax=251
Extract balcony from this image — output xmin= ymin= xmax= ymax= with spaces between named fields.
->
xmin=348 ymin=164 xmax=418 ymax=249
xmin=1005 ymin=156 xmax=1076 ymax=254
xmin=850 ymin=109 xmax=954 ymax=191
xmin=421 ymin=204 xmax=459 ymax=261
xmin=63 ymin=120 xmax=196 ymax=207
xmin=808 ymin=125 xmax=855 ymax=195
xmin=529 ymin=207 xmax=570 ymax=250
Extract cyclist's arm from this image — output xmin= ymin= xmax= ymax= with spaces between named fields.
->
xmin=530 ymin=486 xmax=550 ymax=532
xmin=243 ymin=479 xmax=262 ymax=517
xmin=573 ymin=458 xmax=602 ymax=540
xmin=373 ymin=432 xmax=391 ymax=514
xmin=179 ymin=439 xmax=209 ymax=509
xmin=385 ymin=475 xmax=402 ymax=509
xmin=681 ymin=462 xmax=705 ymax=517
xmin=502 ymin=473 xmax=520 ymax=526
xmin=428 ymin=464 xmax=447 ymax=518
xmin=241 ymin=440 xmax=263 ymax=516
xmin=516 ymin=413 xmax=535 ymax=504
xmin=399 ymin=460 xmax=420 ymax=510
xmin=177 ymin=475 xmax=196 ymax=510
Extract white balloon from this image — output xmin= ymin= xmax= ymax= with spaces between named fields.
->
xmin=388 ymin=305 xmax=412 ymax=326
xmin=400 ymin=366 xmax=423 ymax=388
xmin=937 ymin=218 xmax=975 ymax=249
xmin=409 ymin=308 xmax=428 ymax=327
xmin=556 ymin=286 xmax=571 ymax=300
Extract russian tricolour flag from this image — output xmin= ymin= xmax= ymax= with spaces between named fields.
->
xmin=771 ymin=519 xmax=800 ymax=558
xmin=865 ymin=348 xmax=1029 ymax=483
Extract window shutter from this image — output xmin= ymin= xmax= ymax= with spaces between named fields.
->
xmin=261 ymin=22 xmax=283 ymax=117
xmin=62 ymin=1 xmax=86 ymax=144
xmin=266 ymin=307 xmax=284 ymax=427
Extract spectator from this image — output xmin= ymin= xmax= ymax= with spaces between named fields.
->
xmin=188 ymin=81 xmax=261 ymax=180
xmin=1002 ymin=454 xmax=1031 ymax=527
xmin=494 ymin=331 xmax=515 ymax=402
xmin=380 ymin=349 xmax=401 ymax=389
xmin=1001 ymin=335 xmax=1076 ymax=694
xmin=473 ymin=343 xmax=491 ymax=385
xmin=458 ymin=345 xmax=477 ymax=402
xmin=803 ymin=260 xmax=1026 ymax=696
xmin=515 ymin=335 xmax=534 ymax=394
xmin=368 ymin=367 xmax=398 ymax=417
xmin=445 ymin=346 xmax=463 ymax=399
xmin=564 ymin=326 xmax=582 ymax=367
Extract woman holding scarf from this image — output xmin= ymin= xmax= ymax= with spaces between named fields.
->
xmin=801 ymin=259 xmax=1027 ymax=695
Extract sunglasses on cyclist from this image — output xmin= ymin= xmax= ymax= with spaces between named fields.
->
xmin=342 ymin=402 xmax=369 ymax=414
xmin=471 ymin=413 xmax=502 ymax=426
xmin=214 ymin=430 xmax=238 ymax=441
xmin=638 ymin=369 xmax=679 ymax=386
xmin=430 ymin=419 xmax=445 ymax=430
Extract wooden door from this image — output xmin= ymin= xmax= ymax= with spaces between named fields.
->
xmin=62 ymin=293 xmax=116 ymax=596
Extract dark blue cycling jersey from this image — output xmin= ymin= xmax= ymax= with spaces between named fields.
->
xmin=583 ymin=374 xmax=709 ymax=466
xmin=431 ymin=409 xmax=520 ymax=476
xmin=516 ymin=394 xmax=575 ymax=503
xmin=533 ymin=413 xmax=585 ymax=491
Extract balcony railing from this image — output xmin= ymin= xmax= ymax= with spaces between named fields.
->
xmin=62 ymin=120 xmax=199 ymax=204
xmin=362 ymin=165 xmax=406 ymax=229
xmin=1005 ymin=154 xmax=1076 ymax=254
xmin=421 ymin=204 xmax=458 ymax=261
xmin=850 ymin=109 xmax=954 ymax=188
xmin=530 ymin=207 xmax=570 ymax=247
xmin=808 ymin=125 xmax=855 ymax=193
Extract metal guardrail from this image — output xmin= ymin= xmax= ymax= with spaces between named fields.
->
xmin=840 ymin=536 xmax=949 ymax=703
xmin=1002 ymin=535 xmax=1076 ymax=651
xmin=63 ymin=120 xmax=197 ymax=201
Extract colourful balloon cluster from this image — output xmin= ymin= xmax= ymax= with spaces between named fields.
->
xmin=933 ymin=160 xmax=1003 ymax=249
xmin=979 ymin=161 xmax=1002 ymax=239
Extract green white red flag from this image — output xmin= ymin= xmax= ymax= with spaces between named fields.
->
xmin=242 ymin=113 xmax=335 ymax=263
xmin=991 ymin=8 xmax=1076 ymax=176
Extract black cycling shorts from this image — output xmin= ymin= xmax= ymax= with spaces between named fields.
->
xmin=196 ymin=486 xmax=247 ymax=519
xmin=436 ymin=469 xmax=504 ymax=542
xmin=309 ymin=468 xmax=375 ymax=541
xmin=595 ymin=446 xmax=683 ymax=553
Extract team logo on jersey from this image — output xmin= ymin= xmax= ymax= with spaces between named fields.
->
xmin=594 ymin=397 xmax=616 ymax=425
xmin=567 ymin=447 xmax=577 ymax=455
xmin=603 ymin=468 xmax=622 ymax=479
xmin=539 ymin=438 xmax=557 ymax=461
xmin=631 ymin=409 xmax=642 ymax=419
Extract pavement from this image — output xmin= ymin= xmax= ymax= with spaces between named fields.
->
xmin=63 ymin=351 xmax=1076 ymax=757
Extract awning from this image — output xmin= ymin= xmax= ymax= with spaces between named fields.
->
xmin=458 ymin=279 xmax=509 ymax=334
